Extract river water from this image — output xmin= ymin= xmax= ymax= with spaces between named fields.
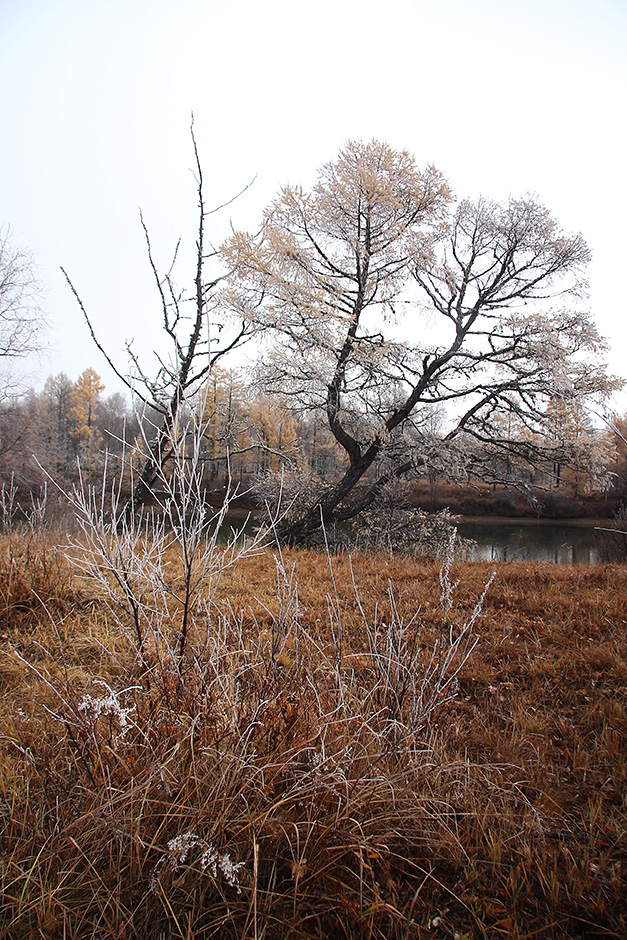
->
xmin=456 ymin=519 xmax=618 ymax=564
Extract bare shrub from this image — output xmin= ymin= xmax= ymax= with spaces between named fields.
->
xmin=347 ymin=479 xmax=467 ymax=558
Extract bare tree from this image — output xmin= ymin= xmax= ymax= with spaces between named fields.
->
xmin=62 ymin=121 xmax=252 ymax=518
xmin=223 ymin=140 xmax=619 ymax=546
xmin=0 ymin=225 xmax=45 ymax=394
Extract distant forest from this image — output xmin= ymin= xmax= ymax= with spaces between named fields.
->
xmin=1 ymin=365 xmax=625 ymax=521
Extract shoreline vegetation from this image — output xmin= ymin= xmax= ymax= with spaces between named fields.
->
xmin=408 ymin=483 xmax=621 ymax=522
xmin=0 ymin=531 xmax=625 ymax=939
xmin=203 ymin=478 xmax=623 ymax=521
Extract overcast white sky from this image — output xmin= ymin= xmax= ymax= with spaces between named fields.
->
xmin=1 ymin=0 xmax=626 ymax=407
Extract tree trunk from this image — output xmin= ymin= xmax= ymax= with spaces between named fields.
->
xmin=276 ymin=444 xmax=415 ymax=546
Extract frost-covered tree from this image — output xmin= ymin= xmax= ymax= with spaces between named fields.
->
xmin=223 ymin=140 xmax=618 ymax=545
xmin=0 ymin=226 xmax=46 ymax=395
xmin=37 ymin=372 xmax=76 ymax=474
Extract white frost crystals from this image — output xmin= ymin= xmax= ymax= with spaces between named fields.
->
xmin=150 ymin=831 xmax=246 ymax=894
xmin=77 ymin=680 xmax=138 ymax=742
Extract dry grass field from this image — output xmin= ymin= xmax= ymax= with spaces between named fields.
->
xmin=0 ymin=531 xmax=625 ymax=939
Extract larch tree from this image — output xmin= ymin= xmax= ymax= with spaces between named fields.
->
xmin=245 ymin=394 xmax=301 ymax=473
xmin=69 ymin=367 xmax=105 ymax=471
xmin=198 ymin=369 xmax=302 ymax=481
xmin=223 ymin=140 xmax=618 ymax=546
xmin=198 ymin=367 xmax=250 ymax=480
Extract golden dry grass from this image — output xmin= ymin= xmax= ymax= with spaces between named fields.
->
xmin=0 ymin=535 xmax=625 ymax=939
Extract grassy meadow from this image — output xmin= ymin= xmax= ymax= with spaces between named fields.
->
xmin=0 ymin=529 xmax=625 ymax=939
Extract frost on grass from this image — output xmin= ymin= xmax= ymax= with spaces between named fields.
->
xmin=77 ymin=680 xmax=138 ymax=742
xmin=154 ymin=831 xmax=246 ymax=893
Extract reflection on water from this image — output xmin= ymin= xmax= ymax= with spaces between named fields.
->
xmin=456 ymin=521 xmax=603 ymax=565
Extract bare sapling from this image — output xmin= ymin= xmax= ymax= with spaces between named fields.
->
xmin=52 ymin=410 xmax=270 ymax=681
